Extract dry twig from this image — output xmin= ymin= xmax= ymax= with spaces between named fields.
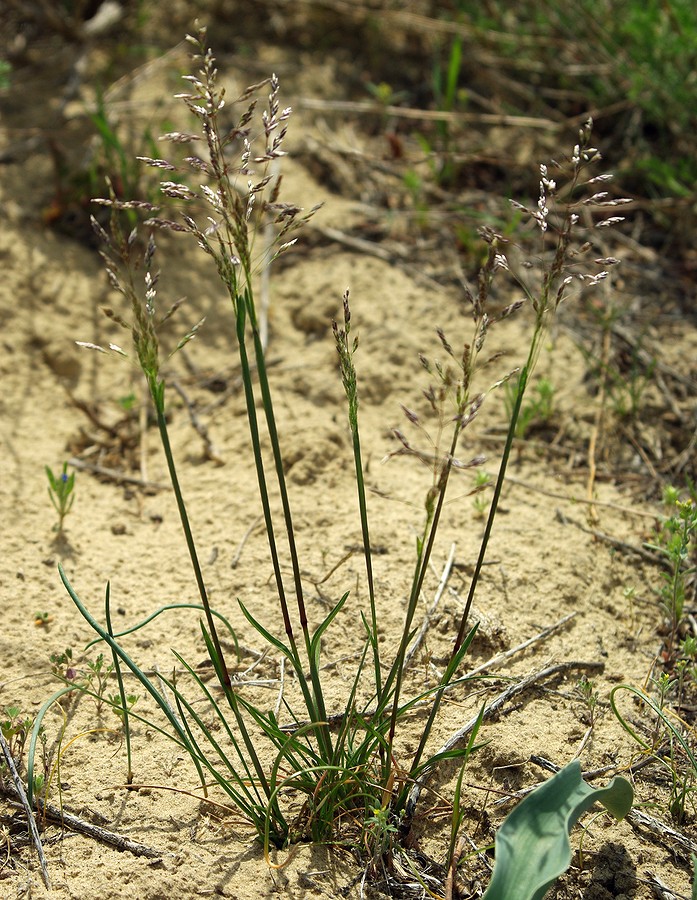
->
xmin=67 ymin=457 xmax=170 ymax=491
xmin=0 ymin=734 xmax=50 ymax=888
xmin=403 ymin=543 xmax=457 ymax=671
xmin=404 ymin=660 xmax=604 ymax=820
xmin=1 ymin=779 xmax=162 ymax=859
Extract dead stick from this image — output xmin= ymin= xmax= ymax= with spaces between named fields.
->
xmin=403 ymin=543 xmax=457 ymax=671
xmin=230 ymin=515 xmax=263 ymax=568
xmin=560 ymin=511 xmax=671 ymax=570
xmin=281 ymin=612 xmax=576 ymax=733
xmin=0 ymin=781 xmax=162 ymax=859
xmin=490 ymin=755 xmax=619 ymax=808
xmin=643 ymin=871 xmax=690 ymax=900
xmin=404 ymin=660 xmax=604 ymax=819
xmin=0 ymin=735 xmax=50 ymax=888
xmin=529 ymin=757 xmax=697 ymax=863
xmin=295 ymin=96 xmax=558 ymax=129
xmin=170 ymin=379 xmax=223 ymax=464
xmin=505 ymin=475 xmax=658 ymax=520
xmin=628 ymin=807 xmax=697 ymax=860
xmin=67 ymin=457 xmax=170 ymax=490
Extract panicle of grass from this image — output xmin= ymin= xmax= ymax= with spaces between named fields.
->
xmin=454 ymin=118 xmax=630 ymax=654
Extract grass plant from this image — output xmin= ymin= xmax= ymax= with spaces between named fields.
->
xmin=36 ymin=25 xmax=635 ymax=890
xmin=461 ymin=0 xmax=697 ymax=202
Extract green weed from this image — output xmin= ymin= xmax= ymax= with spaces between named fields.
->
xmin=461 ymin=0 xmax=697 ymax=202
xmin=45 ymin=462 xmax=75 ymax=534
xmin=646 ymin=488 xmax=697 ymax=660
xmin=575 ymin=675 xmax=600 ymax=728
xmin=504 ymin=375 xmax=554 ymax=439
xmin=0 ymin=60 xmax=10 ymax=91
xmin=1 ymin=707 xmax=33 ymax=764
xmin=611 ymin=681 xmax=696 ymax=824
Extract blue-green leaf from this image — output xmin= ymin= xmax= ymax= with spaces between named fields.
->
xmin=483 ymin=760 xmax=633 ymax=900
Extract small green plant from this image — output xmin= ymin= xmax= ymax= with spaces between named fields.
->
xmin=610 ymin=347 xmax=656 ymax=422
xmin=578 ymin=308 xmax=656 ymax=423
xmin=117 ymin=391 xmax=138 ymax=412
xmin=1 ymin=707 xmax=33 ymax=763
xmin=463 ymin=1 xmax=697 ymax=209
xmin=0 ymin=706 xmax=48 ymax=799
xmin=84 ymin=653 xmax=114 ymax=715
xmin=364 ymin=802 xmax=400 ymax=870
xmin=504 ymin=375 xmax=554 ymax=439
xmin=50 ymin=645 xmax=138 ymax=724
xmin=611 ymin=682 xmax=696 ymax=824
xmin=45 ymin=462 xmax=75 ymax=534
xmin=0 ymin=60 xmax=10 ymax=91
xmin=50 ymin=647 xmax=77 ymax=681
xmin=472 ymin=469 xmax=492 ymax=517
xmin=646 ymin=488 xmax=697 ymax=659
xmin=575 ymin=675 xmax=600 ymax=728
xmin=421 ymin=1 xmax=469 ymax=188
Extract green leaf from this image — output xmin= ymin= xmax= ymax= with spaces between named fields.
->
xmin=483 ymin=760 xmax=633 ymax=900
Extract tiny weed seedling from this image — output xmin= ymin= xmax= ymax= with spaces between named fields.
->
xmin=49 ymin=648 xmax=77 ymax=682
xmin=50 ymin=645 xmax=136 ymax=724
xmin=413 ymin=6 xmax=469 ymax=190
xmin=1 ymin=706 xmax=48 ymax=799
xmin=1 ymin=707 xmax=33 ymax=764
xmin=472 ymin=469 xmax=492 ymax=518
xmin=504 ymin=374 xmax=554 ymax=439
xmin=84 ymin=653 xmax=114 ymax=716
xmin=611 ymin=679 xmax=696 ymax=824
xmin=45 ymin=462 xmax=75 ymax=534
xmin=0 ymin=59 xmax=10 ymax=91
xmin=575 ymin=675 xmax=600 ymax=728
xmin=34 ymin=611 xmax=53 ymax=628
xmin=646 ymin=487 xmax=697 ymax=661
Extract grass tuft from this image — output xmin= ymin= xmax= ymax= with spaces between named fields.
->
xmin=37 ymin=23 xmax=633 ymax=889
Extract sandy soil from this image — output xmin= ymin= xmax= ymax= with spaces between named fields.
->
xmin=1 ymin=6 xmax=697 ymax=899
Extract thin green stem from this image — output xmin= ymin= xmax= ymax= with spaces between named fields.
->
xmin=234 ymin=304 xmax=296 ymax=647
xmin=350 ymin=426 xmax=381 ymax=699
xmin=150 ymin=379 xmax=232 ymax=691
xmin=235 ymin=298 xmax=334 ymax=763
xmin=333 ymin=298 xmax=382 ymax=705
xmin=453 ymin=367 xmax=526 ymax=654
xmin=247 ymin=291 xmax=308 ymax=631
xmin=383 ymin=425 xmax=462 ymax=780
xmin=453 ymin=313 xmax=548 ymax=654
xmin=105 ymin=582 xmax=133 ymax=784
